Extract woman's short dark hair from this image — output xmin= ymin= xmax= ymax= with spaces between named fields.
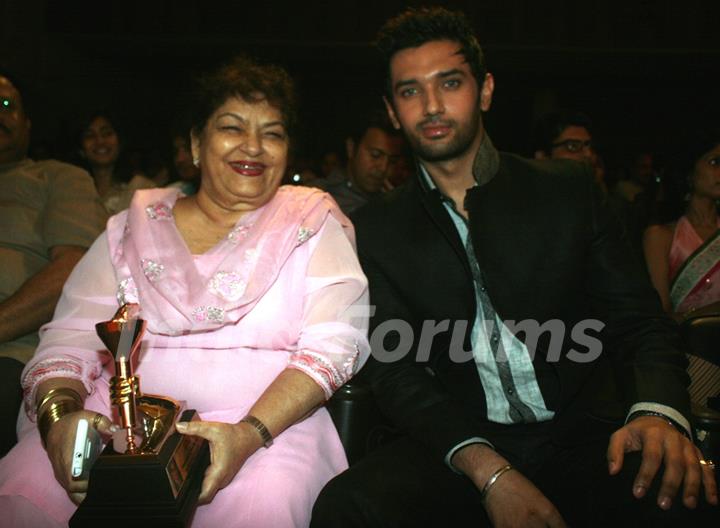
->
xmin=190 ymin=56 xmax=297 ymax=140
xmin=375 ymin=7 xmax=487 ymax=100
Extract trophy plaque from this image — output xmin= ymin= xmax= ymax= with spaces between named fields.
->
xmin=70 ymin=304 xmax=210 ymax=527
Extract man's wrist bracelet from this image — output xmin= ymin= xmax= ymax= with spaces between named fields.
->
xmin=239 ymin=415 xmax=273 ymax=448
xmin=627 ymin=411 xmax=690 ymax=439
xmin=38 ymin=399 xmax=83 ymax=447
xmin=481 ymin=464 xmax=514 ymax=502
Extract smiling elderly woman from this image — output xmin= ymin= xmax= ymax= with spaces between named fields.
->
xmin=0 ymin=57 xmax=370 ymax=527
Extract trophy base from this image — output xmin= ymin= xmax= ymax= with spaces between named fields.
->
xmin=70 ymin=410 xmax=210 ymax=527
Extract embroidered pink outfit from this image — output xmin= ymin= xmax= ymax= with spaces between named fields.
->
xmin=0 ymin=187 xmax=370 ymax=527
xmin=668 ymin=215 xmax=720 ymax=313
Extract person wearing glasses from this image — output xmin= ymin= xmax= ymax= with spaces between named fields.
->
xmin=533 ymin=109 xmax=605 ymax=193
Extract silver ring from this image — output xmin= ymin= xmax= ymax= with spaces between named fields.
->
xmin=91 ymin=413 xmax=103 ymax=430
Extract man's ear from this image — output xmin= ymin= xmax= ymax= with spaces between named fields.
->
xmin=480 ymin=73 xmax=494 ymax=112
xmin=383 ymin=96 xmax=401 ymax=130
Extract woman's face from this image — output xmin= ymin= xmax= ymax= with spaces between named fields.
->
xmin=81 ymin=116 xmax=120 ymax=168
xmin=192 ymin=96 xmax=288 ymax=212
xmin=692 ymin=143 xmax=720 ymax=200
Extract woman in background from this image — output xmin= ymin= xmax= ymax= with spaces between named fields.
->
xmin=77 ymin=112 xmax=155 ymax=214
xmin=643 ymin=132 xmax=720 ymax=314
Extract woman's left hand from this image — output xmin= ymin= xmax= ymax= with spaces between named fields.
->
xmin=175 ymin=420 xmax=263 ymax=504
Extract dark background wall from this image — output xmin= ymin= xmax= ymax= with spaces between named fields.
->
xmin=2 ymin=0 xmax=719 ymax=170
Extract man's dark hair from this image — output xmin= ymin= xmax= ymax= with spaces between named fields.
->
xmin=190 ymin=55 xmax=297 ymax=141
xmin=375 ymin=7 xmax=487 ymax=100
xmin=348 ymin=108 xmax=399 ymax=145
xmin=533 ymin=110 xmax=593 ymax=155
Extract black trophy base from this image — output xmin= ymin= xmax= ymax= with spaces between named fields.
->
xmin=70 ymin=410 xmax=210 ymax=528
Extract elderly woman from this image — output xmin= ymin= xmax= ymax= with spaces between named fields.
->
xmin=0 ymin=57 xmax=369 ymax=527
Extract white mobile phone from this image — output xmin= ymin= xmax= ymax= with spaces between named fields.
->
xmin=70 ymin=418 xmax=103 ymax=480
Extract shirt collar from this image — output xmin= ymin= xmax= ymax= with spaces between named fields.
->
xmin=417 ymin=132 xmax=500 ymax=194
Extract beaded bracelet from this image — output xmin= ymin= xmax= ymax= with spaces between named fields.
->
xmin=240 ymin=415 xmax=274 ymax=448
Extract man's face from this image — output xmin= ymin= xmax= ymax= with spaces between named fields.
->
xmin=550 ymin=126 xmax=597 ymax=165
xmin=384 ymin=40 xmax=493 ymax=163
xmin=347 ymin=127 xmax=404 ymax=193
xmin=0 ymin=76 xmax=31 ymax=164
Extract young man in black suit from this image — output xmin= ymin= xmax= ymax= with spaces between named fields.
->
xmin=312 ymin=7 xmax=717 ymax=527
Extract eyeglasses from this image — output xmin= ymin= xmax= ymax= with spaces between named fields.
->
xmin=551 ymin=139 xmax=593 ymax=153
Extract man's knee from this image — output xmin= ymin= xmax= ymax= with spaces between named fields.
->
xmin=311 ymin=469 xmax=378 ymax=528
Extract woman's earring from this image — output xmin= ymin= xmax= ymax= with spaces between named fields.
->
xmin=193 ymin=157 xmax=200 ymax=167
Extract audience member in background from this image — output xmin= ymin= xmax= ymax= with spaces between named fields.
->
xmin=533 ymin=109 xmax=605 ymax=193
xmin=0 ymin=71 xmax=106 ymax=456
xmin=166 ymin=129 xmax=201 ymax=195
xmin=643 ymin=133 xmax=720 ymax=315
xmin=643 ymin=131 xmax=720 ymax=407
xmin=75 ymin=111 xmax=155 ymax=214
xmin=319 ymin=150 xmax=341 ymax=180
xmin=311 ymin=112 xmax=405 ymax=215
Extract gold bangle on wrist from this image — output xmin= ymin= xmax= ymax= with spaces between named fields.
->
xmin=38 ymin=399 xmax=82 ymax=448
xmin=36 ymin=387 xmax=83 ymax=417
xmin=239 ymin=415 xmax=273 ymax=448
xmin=480 ymin=464 xmax=514 ymax=503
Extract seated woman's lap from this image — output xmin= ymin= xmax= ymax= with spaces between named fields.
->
xmin=0 ymin=429 xmax=75 ymax=526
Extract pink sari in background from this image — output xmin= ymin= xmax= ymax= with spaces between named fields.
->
xmin=669 ymin=215 xmax=720 ymax=313
xmin=0 ymin=187 xmax=370 ymax=528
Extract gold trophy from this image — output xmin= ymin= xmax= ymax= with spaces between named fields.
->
xmin=70 ymin=304 xmax=210 ymax=527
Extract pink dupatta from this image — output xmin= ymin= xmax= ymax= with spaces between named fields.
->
xmin=107 ymin=186 xmax=352 ymax=335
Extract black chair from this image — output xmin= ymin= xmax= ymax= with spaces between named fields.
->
xmin=681 ymin=313 xmax=720 ymax=464
xmin=325 ymin=382 xmax=393 ymax=465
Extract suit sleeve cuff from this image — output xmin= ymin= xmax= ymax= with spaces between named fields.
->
xmin=626 ymin=402 xmax=692 ymax=439
xmin=445 ymin=437 xmax=495 ymax=474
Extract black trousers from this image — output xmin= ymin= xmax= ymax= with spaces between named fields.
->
xmin=312 ymin=419 xmax=719 ymax=527
xmin=0 ymin=357 xmax=24 ymax=457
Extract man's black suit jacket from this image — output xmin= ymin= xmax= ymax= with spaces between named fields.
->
xmin=351 ymin=152 xmax=690 ymax=462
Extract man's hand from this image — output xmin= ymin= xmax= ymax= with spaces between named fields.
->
xmin=607 ymin=416 xmax=718 ymax=510
xmin=452 ymin=443 xmax=566 ymax=527
xmin=176 ymin=420 xmax=263 ymax=505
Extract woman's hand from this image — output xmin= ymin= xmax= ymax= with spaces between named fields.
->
xmin=44 ymin=410 xmax=115 ymax=505
xmin=175 ymin=420 xmax=264 ymax=505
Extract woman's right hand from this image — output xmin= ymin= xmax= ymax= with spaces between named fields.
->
xmin=44 ymin=409 xmax=115 ymax=505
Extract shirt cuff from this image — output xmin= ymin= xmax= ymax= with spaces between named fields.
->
xmin=625 ymin=402 xmax=692 ymax=439
xmin=445 ymin=437 xmax=495 ymax=474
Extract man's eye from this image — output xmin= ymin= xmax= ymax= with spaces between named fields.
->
xmin=709 ymin=157 xmax=720 ymax=167
xmin=369 ymin=150 xmax=383 ymax=159
xmin=0 ymin=98 xmax=13 ymax=110
xmin=443 ymin=79 xmax=460 ymax=89
xmin=220 ymin=125 xmax=242 ymax=132
xmin=399 ymin=87 xmax=418 ymax=98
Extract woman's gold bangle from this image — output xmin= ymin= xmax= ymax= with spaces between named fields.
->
xmin=36 ymin=387 xmax=83 ymax=417
xmin=38 ymin=399 xmax=82 ymax=448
